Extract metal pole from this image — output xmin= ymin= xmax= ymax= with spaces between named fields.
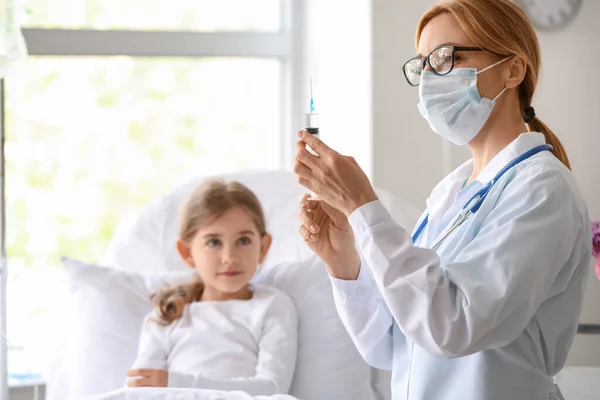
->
xmin=0 ymin=78 xmax=9 ymax=400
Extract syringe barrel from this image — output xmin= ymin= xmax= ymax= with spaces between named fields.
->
xmin=304 ymin=112 xmax=319 ymax=155
xmin=304 ymin=112 xmax=320 ymax=199
xmin=305 ymin=112 xmax=319 ymax=135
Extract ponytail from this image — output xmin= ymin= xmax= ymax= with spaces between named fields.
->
xmin=150 ymin=277 xmax=204 ymax=325
xmin=527 ymin=116 xmax=571 ymax=170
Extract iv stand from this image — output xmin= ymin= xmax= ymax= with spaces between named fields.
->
xmin=0 ymin=79 xmax=8 ymax=400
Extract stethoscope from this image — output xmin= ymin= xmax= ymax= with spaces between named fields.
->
xmin=411 ymin=144 xmax=553 ymax=251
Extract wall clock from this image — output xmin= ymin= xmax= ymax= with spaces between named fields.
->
xmin=516 ymin=0 xmax=583 ymax=30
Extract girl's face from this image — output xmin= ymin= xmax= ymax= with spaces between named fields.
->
xmin=177 ymin=206 xmax=271 ymax=300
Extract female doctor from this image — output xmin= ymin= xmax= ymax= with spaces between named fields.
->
xmin=293 ymin=0 xmax=591 ymax=399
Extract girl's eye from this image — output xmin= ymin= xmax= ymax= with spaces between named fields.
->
xmin=207 ymin=238 xmax=221 ymax=247
xmin=238 ymin=236 xmax=251 ymax=245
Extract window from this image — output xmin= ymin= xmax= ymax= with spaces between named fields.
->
xmin=24 ymin=0 xmax=282 ymax=32
xmin=1 ymin=0 xmax=304 ymax=384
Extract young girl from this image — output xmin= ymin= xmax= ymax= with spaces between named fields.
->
xmin=126 ymin=179 xmax=298 ymax=395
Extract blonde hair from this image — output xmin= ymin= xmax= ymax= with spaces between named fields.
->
xmin=417 ymin=0 xmax=571 ymax=169
xmin=151 ymin=179 xmax=266 ymax=325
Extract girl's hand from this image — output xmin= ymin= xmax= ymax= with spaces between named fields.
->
xmin=293 ymin=130 xmax=378 ymax=217
xmin=298 ymin=194 xmax=360 ymax=280
xmin=126 ymin=369 xmax=168 ymax=387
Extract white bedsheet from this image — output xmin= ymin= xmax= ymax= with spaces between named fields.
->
xmin=89 ymin=388 xmax=300 ymax=400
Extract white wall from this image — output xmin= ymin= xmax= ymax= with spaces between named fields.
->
xmin=534 ymin=0 xmax=600 ymax=367
xmin=372 ymin=0 xmax=441 ymax=209
xmin=372 ymin=0 xmax=600 ymax=366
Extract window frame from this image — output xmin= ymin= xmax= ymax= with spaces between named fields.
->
xmin=0 ymin=0 xmax=306 ymax=395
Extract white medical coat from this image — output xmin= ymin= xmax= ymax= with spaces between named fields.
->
xmin=330 ymin=132 xmax=591 ymax=400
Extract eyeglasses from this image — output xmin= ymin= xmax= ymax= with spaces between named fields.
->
xmin=402 ymin=45 xmax=485 ymax=87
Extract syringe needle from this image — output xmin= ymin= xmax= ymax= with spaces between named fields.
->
xmin=309 ymin=78 xmax=315 ymax=113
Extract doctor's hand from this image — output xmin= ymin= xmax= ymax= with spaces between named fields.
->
xmin=126 ymin=369 xmax=168 ymax=387
xmin=298 ymin=194 xmax=360 ymax=280
xmin=293 ymin=131 xmax=379 ymax=217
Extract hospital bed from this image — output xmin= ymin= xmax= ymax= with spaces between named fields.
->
xmin=43 ymin=170 xmax=421 ymax=400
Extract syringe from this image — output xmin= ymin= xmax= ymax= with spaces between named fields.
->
xmin=305 ymin=78 xmax=320 ymax=156
xmin=305 ymin=79 xmax=320 ymax=199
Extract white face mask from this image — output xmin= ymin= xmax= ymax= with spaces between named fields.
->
xmin=417 ymin=57 xmax=510 ymax=146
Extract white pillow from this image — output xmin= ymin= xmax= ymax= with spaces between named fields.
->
xmin=252 ymin=257 xmax=373 ymax=400
xmin=100 ymin=170 xmax=317 ymax=273
xmin=52 ymin=256 xmax=373 ymax=400
xmin=100 ymin=170 xmax=421 ymax=274
xmin=53 ymin=257 xmax=193 ymax=400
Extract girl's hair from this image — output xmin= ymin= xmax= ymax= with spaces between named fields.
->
xmin=416 ymin=0 xmax=571 ymax=169
xmin=151 ymin=179 xmax=267 ymax=325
